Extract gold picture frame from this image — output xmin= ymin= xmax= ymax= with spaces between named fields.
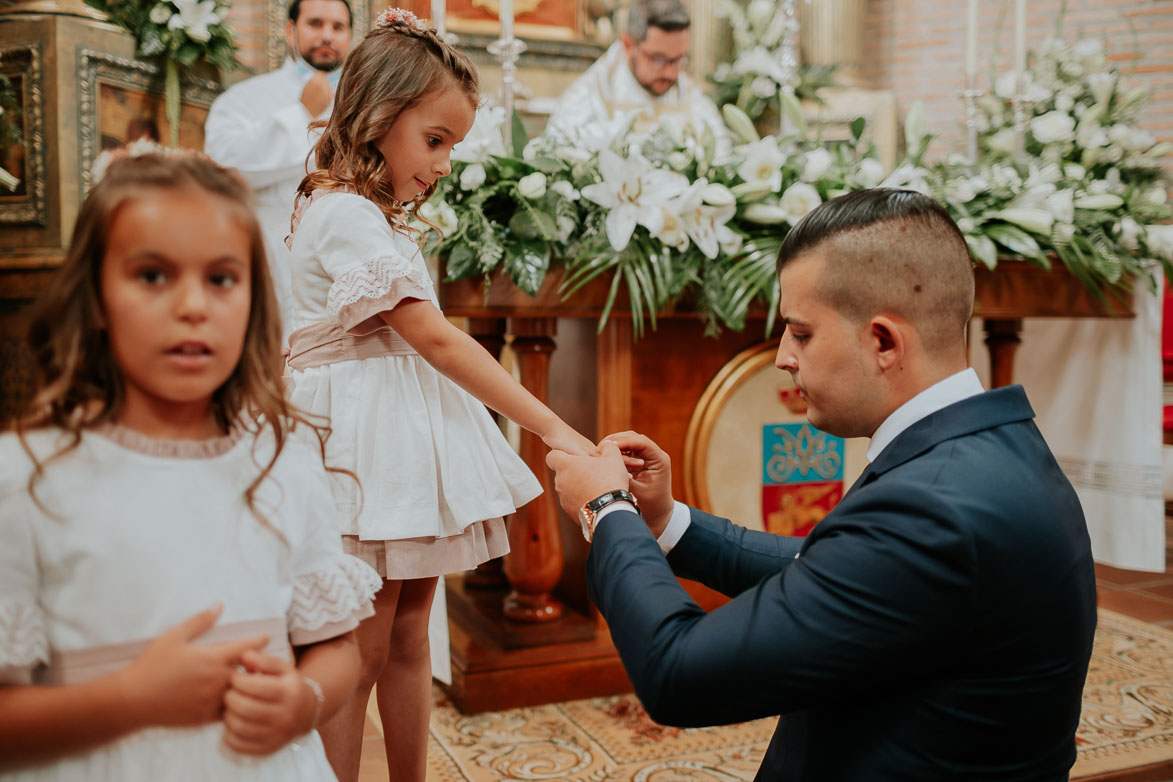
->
xmin=682 ymin=340 xmax=868 ymax=532
xmin=76 ymin=48 xmax=221 ymax=196
xmin=0 ymin=41 xmax=46 ymax=227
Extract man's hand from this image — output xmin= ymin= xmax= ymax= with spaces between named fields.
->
xmin=300 ymin=72 xmax=334 ymax=118
xmin=603 ymin=431 xmax=674 ymax=537
xmin=547 ymin=441 xmax=630 ymax=520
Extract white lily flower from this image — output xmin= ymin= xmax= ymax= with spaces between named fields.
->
xmin=667 ymin=180 xmax=738 ymax=259
xmin=1116 ymin=216 xmax=1141 ymax=250
xmin=856 ymin=158 xmax=885 ymax=188
xmin=419 ymin=200 xmax=458 ymax=234
xmin=722 ymin=104 xmax=759 ymax=145
xmin=581 ymin=150 xmax=689 ymax=251
xmin=654 ymin=207 xmax=690 ymax=252
xmin=780 ymin=182 xmax=822 ymax=222
xmin=459 ymin=163 xmax=486 ymax=191
xmin=1144 ymin=224 xmax=1173 ymax=261
xmin=1030 ymin=111 xmax=1076 ymax=144
xmin=168 ymin=0 xmax=219 ymax=41
xmin=550 ymin=180 xmax=579 ymax=201
xmin=742 ymin=203 xmax=789 ymax=224
xmin=701 ymin=183 xmax=736 ymax=207
xmin=1074 ymin=193 xmax=1125 ymax=210
xmin=1044 ymin=189 xmax=1075 ymax=224
xmin=737 ymin=136 xmax=786 ymax=192
xmin=994 ymin=208 xmax=1054 ymax=235
xmin=452 ymin=105 xmax=507 ymax=163
xmin=517 ymin=172 xmax=547 ymax=200
xmin=1087 ymin=72 xmax=1115 ymax=106
xmin=800 ymin=148 xmax=833 ymax=182
xmin=150 ymin=3 xmax=173 ymax=24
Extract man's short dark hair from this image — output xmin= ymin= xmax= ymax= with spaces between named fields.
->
xmin=627 ymin=0 xmax=691 ymax=42
xmin=777 ymin=188 xmax=976 ymax=355
xmin=288 ymin=0 xmax=353 ymax=27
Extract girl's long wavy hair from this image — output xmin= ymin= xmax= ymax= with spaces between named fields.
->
xmin=295 ymin=18 xmax=479 ymax=227
xmin=15 ymin=153 xmax=345 ymax=530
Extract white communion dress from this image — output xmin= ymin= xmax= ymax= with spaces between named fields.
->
xmin=0 ymin=425 xmax=383 ymax=781
xmin=286 ymin=191 xmax=541 ymax=578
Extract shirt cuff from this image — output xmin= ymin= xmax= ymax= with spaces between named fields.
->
xmin=594 ymin=501 xmax=638 ymax=527
xmin=656 ymin=501 xmax=691 ymax=554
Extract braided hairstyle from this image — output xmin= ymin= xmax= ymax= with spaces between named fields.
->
xmin=296 ymin=18 xmax=479 ymax=228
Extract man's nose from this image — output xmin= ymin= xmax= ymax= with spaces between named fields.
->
xmin=775 ymin=339 xmax=797 ymax=372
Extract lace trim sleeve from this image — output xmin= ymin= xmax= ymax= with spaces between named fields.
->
xmin=326 ymin=253 xmax=435 ymax=335
xmin=0 ymin=601 xmax=49 ymax=684
xmin=288 ymin=555 xmax=382 ymax=646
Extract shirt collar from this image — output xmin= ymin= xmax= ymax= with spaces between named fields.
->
xmin=866 ymin=368 xmax=985 ymax=463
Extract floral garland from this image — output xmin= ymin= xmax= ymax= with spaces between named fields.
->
xmin=423 ymin=33 xmax=1171 ymax=335
xmin=84 ymin=0 xmax=239 ymax=147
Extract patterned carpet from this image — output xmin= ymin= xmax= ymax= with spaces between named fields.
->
xmin=424 ymin=609 xmax=1173 ymax=781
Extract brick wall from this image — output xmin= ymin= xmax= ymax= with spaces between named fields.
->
xmin=224 ymin=0 xmax=273 ymax=75
xmin=859 ymin=0 xmax=1173 ymax=175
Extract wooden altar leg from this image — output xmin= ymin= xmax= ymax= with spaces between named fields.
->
xmin=464 ymin=318 xmax=509 ymax=590
xmin=984 ymin=318 xmax=1023 ymax=389
xmin=502 ymin=317 xmax=564 ymax=622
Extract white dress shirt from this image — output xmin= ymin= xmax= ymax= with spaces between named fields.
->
xmin=204 ymin=59 xmax=333 ymax=337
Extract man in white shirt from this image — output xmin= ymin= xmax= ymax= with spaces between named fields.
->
xmin=204 ymin=0 xmax=352 ymax=334
xmin=545 ymin=0 xmax=727 ymax=147
xmin=547 ymin=188 xmax=1096 ymax=781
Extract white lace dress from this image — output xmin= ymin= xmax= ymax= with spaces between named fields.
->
xmin=0 ymin=426 xmax=382 ymax=781
xmin=286 ymin=191 xmax=540 ymax=578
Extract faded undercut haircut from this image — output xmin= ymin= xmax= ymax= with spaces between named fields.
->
xmin=627 ymin=0 xmax=690 ymax=41
xmin=776 ymin=188 xmax=975 ymax=355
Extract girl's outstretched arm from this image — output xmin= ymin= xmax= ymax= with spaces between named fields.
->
xmin=221 ymin=632 xmax=359 ymax=756
xmin=381 ymin=300 xmax=596 ymax=455
xmin=0 ymin=605 xmax=268 ymax=769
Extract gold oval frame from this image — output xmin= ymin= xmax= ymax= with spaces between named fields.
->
xmin=682 ymin=339 xmax=778 ymax=513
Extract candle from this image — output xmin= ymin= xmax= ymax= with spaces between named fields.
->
xmin=499 ymin=0 xmax=513 ymax=42
xmin=966 ymin=0 xmax=978 ymax=77
xmin=1014 ymin=0 xmax=1026 ymax=82
xmin=432 ymin=0 xmax=445 ymax=36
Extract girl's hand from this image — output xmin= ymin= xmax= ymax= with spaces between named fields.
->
xmin=221 ymin=649 xmax=318 ymax=756
xmin=542 ymin=425 xmax=597 ymax=457
xmin=120 ymin=604 xmax=269 ymax=729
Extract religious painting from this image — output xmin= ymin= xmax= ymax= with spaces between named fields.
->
xmin=76 ymin=50 xmax=221 ymax=195
xmin=683 ymin=341 xmax=867 ymax=534
xmin=0 ymin=42 xmax=46 ymax=227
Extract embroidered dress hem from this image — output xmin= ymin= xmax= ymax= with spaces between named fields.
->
xmin=342 ymin=517 xmax=509 ymax=579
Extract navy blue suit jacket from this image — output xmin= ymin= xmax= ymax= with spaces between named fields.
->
xmin=586 ymin=386 xmax=1097 ymax=781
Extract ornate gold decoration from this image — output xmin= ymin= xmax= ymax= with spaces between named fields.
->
xmin=75 ymin=48 xmax=220 ymax=195
xmin=470 ymin=0 xmax=543 ymax=19
xmin=0 ymin=41 xmax=46 ymax=227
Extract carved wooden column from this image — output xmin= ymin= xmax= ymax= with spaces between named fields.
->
xmin=464 ymin=317 xmax=510 ymax=589
xmin=502 ymin=317 xmax=564 ymax=622
xmin=983 ymin=318 xmax=1022 ymax=389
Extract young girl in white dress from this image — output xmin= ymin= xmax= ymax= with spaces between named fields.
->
xmin=0 ymin=152 xmax=382 ymax=780
xmin=285 ymin=8 xmax=596 ymax=780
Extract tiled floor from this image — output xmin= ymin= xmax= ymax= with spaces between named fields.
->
xmin=1095 ymin=515 xmax=1173 ymax=629
xmin=355 ymin=516 xmax=1173 ymax=781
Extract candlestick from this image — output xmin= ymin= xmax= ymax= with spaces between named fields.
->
xmin=777 ymin=0 xmax=799 ymax=135
xmin=431 ymin=0 xmax=445 ymax=37
xmin=499 ymin=0 xmax=513 ymax=42
xmin=1013 ymin=0 xmax=1027 ymax=157
xmin=966 ymin=0 xmax=978 ymax=77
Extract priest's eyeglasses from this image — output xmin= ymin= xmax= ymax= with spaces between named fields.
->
xmin=637 ymin=47 xmax=690 ymax=70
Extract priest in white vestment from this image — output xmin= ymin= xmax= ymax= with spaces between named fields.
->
xmin=546 ymin=0 xmax=729 ymax=149
xmin=204 ymin=0 xmax=352 ymax=336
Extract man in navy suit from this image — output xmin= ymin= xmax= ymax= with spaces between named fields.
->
xmin=547 ymin=188 xmax=1097 ymax=781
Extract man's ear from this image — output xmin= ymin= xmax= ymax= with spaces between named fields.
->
xmin=868 ymin=315 xmax=905 ymax=372
xmin=620 ymin=33 xmax=635 ymax=53
xmin=285 ymin=20 xmax=297 ymax=55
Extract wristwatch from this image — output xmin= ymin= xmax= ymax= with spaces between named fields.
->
xmin=578 ymin=489 xmax=640 ymax=541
